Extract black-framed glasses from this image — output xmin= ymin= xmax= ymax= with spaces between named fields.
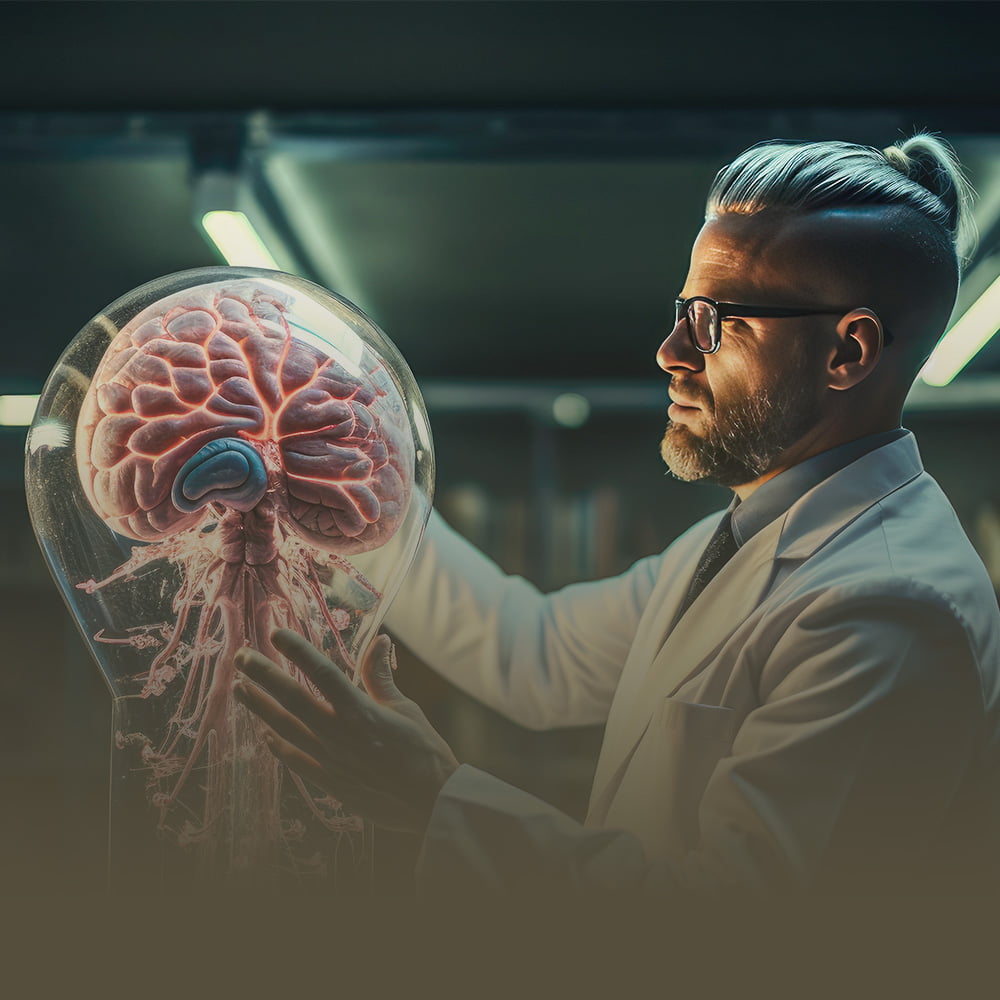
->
xmin=674 ymin=295 xmax=892 ymax=354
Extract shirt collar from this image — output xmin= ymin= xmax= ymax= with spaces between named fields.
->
xmin=729 ymin=427 xmax=910 ymax=547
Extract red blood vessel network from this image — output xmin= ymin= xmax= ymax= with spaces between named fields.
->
xmin=73 ymin=281 xmax=413 ymax=876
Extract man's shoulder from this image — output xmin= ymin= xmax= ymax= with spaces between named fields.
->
xmin=763 ymin=467 xmax=999 ymax=656
xmin=780 ymin=448 xmax=986 ymax=590
xmin=848 ymin=469 xmax=991 ymax=605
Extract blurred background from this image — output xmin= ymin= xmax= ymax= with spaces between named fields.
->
xmin=2 ymin=0 xmax=1000 ymax=893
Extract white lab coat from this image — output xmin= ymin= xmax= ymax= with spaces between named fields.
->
xmin=385 ymin=434 xmax=1000 ymax=894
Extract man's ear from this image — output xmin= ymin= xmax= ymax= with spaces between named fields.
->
xmin=827 ymin=309 xmax=885 ymax=390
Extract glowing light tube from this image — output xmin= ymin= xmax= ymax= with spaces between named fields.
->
xmin=920 ymin=274 xmax=1000 ymax=386
xmin=0 ymin=394 xmax=39 ymax=426
xmin=200 ymin=211 xmax=280 ymax=269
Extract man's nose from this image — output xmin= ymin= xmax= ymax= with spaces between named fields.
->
xmin=656 ymin=318 xmax=704 ymax=373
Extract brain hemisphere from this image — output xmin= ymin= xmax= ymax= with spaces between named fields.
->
xmin=277 ymin=365 xmax=409 ymax=554
xmin=77 ymin=286 xmax=411 ymax=553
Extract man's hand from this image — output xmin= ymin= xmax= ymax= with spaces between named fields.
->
xmin=233 ymin=629 xmax=459 ymax=836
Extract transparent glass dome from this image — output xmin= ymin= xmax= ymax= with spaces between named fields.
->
xmin=24 ymin=267 xmax=434 ymax=889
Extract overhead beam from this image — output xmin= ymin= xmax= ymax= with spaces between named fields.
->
xmin=5 ymin=109 xmax=1000 ymax=163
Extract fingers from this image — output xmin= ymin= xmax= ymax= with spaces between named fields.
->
xmin=271 ymin=629 xmax=361 ymax=708
xmin=235 ymin=646 xmax=337 ymax=734
xmin=232 ymin=676 xmax=327 ymax=765
xmin=263 ymin=728 xmax=406 ymax=826
xmin=259 ymin=727 xmax=331 ymax=792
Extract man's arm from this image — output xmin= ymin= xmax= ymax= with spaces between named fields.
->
xmin=417 ymin=588 xmax=987 ymax=895
xmin=384 ymin=508 xmax=665 ymax=730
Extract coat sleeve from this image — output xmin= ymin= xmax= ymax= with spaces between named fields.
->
xmin=383 ymin=508 xmax=664 ymax=730
xmin=415 ymin=586 xmax=989 ymax=895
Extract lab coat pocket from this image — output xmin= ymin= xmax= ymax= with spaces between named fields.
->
xmin=659 ymin=697 xmax=738 ymax=746
xmin=605 ymin=697 xmax=739 ymax=862
xmin=656 ymin=698 xmax=737 ymax=854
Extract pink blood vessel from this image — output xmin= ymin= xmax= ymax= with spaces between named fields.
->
xmin=74 ymin=282 xmax=412 ymax=874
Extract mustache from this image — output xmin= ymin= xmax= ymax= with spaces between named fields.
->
xmin=669 ymin=376 xmax=713 ymax=409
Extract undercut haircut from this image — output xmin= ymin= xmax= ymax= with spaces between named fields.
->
xmin=704 ymin=133 xmax=978 ymax=370
xmin=706 ymin=133 xmax=976 ymax=267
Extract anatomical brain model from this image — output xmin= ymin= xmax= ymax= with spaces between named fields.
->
xmin=26 ymin=269 xmax=433 ymax=888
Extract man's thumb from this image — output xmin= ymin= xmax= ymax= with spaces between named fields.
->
xmin=361 ymin=634 xmax=400 ymax=704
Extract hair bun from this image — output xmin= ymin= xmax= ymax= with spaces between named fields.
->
xmin=882 ymin=133 xmax=977 ymax=261
xmin=881 ymin=145 xmax=913 ymax=176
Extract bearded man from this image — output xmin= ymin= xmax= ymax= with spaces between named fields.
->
xmin=234 ymin=134 xmax=1000 ymax=896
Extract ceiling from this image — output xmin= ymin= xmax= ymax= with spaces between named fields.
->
xmin=4 ymin=1 xmax=1000 ymax=399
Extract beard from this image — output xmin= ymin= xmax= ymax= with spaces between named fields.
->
xmin=659 ymin=350 xmax=824 ymax=488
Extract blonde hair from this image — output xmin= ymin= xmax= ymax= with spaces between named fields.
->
xmin=706 ymin=132 xmax=978 ymax=270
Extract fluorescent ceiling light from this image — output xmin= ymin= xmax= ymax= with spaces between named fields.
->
xmin=920 ymin=274 xmax=1000 ymax=386
xmin=0 ymin=394 xmax=39 ymax=426
xmin=200 ymin=210 xmax=280 ymax=269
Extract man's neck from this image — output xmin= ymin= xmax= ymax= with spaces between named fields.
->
xmin=727 ymin=428 xmax=910 ymax=546
xmin=731 ymin=423 xmax=904 ymax=502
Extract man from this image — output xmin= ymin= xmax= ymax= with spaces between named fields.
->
xmin=233 ymin=134 xmax=1000 ymax=895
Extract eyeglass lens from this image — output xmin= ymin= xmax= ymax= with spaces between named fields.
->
xmin=683 ymin=300 xmax=717 ymax=352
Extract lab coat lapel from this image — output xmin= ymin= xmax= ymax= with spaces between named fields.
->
xmin=587 ymin=516 xmax=782 ymax=823
xmin=644 ymin=513 xmax=784 ymax=701
xmin=585 ymin=514 xmax=722 ymax=813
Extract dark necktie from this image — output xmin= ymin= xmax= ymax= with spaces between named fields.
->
xmin=678 ymin=512 xmax=739 ymax=617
